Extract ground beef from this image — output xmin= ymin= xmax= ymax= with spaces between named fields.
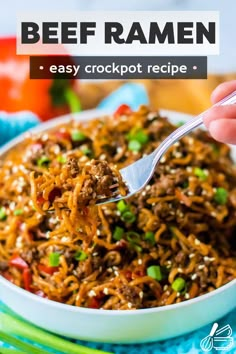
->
xmin=150 ymin=175 xmax=175 ymax=196
xmin=118 ymin=285 xmax=142 ymax=308
xmin=79 ymin=160 xmax=119 ymax=203
xmin=66 ymin=158 xmax=80 ymax=177
xmin=79 ymin=178 xmax=96 ymax=203
xmin=91 ymin=255 xmax=103 ymax=270
xmin=89 ymin=160 xmax=113 ymax=178
xmin=20 ymin=247 xmax=38 ymax=264
xmin=174 ymin=250 xmax=187 ymax=265
xmin=96 ymin=175 xmax=114 ymax=195
xmin=153 ymin=202 xmax=170 ymax=219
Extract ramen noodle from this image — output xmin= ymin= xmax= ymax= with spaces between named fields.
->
xmin=0 ymin=105 xmax=235 ymax=309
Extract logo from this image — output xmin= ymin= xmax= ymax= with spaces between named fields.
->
xmin=200 ymin=322 xmax=234 ymax=352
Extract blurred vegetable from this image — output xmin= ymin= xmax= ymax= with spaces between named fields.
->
xmin=0 ymin=37 xmax=81 ymax=121
xmin=9 ymin=255 xmax=28 ymax=270
xmin=22 ymin=268 xmax=32 ymax=291
xmin=49 ymin=252 xmax=60 ymax=267
xmin=38 ymin=264 xmax=59 ymax=275
xmin=214 ymin=187 xmax=228 ymax=205
xmin=114 ymin=104 xmax=132 ymax=117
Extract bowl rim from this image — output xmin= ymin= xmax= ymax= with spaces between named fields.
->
xmin=0 ymin=108 xmax=235 ymax=316
xmin=1 ymin=275 xmax=235 ymax=316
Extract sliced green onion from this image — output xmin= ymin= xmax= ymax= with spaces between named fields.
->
xmin=133 ymin=244 xmax=142 ymax=253
xmin=113 ymin=226 xmax=124 ymax=241
xmin=1 ymin=312 xmax=109 ymax=354
xmin=57 ymin=155 xmax=67 ymax=164
xmin=144 ymin=231 xmax=155 ymax=245
xmin=14 ymin=209 xmax=23 ymax=216
xmin=127 ymin=129 xmax=149 ymax=144
xmin=49 ymin=252 xmax=60 ymax=267
xmin=194 ymin=167 xmax=207 ymax=181
xmin=0 ymin=331 xmax=48 ymax=354
xmin=128 ymin=140 xmax=142 ymax=152
xmin=147 ymin=265 xmax=162 ymax=281
xmin=176 ymin=121 xmax=185 ymax=127
xmin=117 ymin=200 xmax=129 ymax=213
xmin=127 ymin=231 xmax=140 ymax=243
xmin=171 ymin=277 xmax=186 ymax=292
xmin=0 ymin=349 xmax=28 ymax=354
xmin=0 ymin=207 xmax=7 ymax=221
xmin=121 ymin=211 xmax=136 ymax=223
xmin=214 ymin=187 xmax=228 ymax=205
xmin=37 ymin=156 xmax=50 ymax=167
xmin=74 ymin=250 xmax=88 ymax=261
xmin=127 ymin=130 xmax=149 ymax=145
xmin=71 ymin=130 xmax=86 ymax=142
xmin=135 ymin=130 xmax=149 ymax=144
xmin=82 ymin=148 xmax=93 ymax=157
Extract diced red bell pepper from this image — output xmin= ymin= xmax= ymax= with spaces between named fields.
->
xmin=37 ymin=195 xmax=45 ymax=205
xmin=0 ymin=37 xmax=80 ymax=121
xmin=22 ymin=268 xmax=32 ymax=291
xmin=38 ymin=263 xmax=59 ymax=275
xmin=9 ymin=255 xmax=28 ymax=270
xmin=88 ymin=297 xmax=101 ymax=309
xmin=55 ymin=130 xmax=71 ymax=140
xmin=114 ymin=104 xmax=132 ymax=118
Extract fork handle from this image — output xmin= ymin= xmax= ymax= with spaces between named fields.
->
xmin=153 ymin=90 xmax=236 ymax=166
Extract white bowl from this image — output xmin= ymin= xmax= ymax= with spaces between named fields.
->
xmin=0 ymin=109 xmax=235 ymax=344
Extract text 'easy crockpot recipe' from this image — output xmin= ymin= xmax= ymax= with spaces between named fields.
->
xmin=0 ymin=106 xmax=235 ymax=309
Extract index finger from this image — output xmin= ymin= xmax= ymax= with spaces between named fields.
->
xmin=211 ymin=80 xmax=236 ymax=104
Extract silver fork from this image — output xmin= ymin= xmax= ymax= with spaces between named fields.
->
xmin=97 ymin=90 xmax=236 ymax=205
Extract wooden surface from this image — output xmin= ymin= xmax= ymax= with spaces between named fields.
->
xmin=77 ymin=74 xmax=236 ymax=115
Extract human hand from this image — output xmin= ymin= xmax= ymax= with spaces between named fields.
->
xmin=203 ymin=80 xmax=236 ymax=144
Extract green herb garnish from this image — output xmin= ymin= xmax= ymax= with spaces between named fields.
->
xmin=14 ymin=209 xmax=23 ymax=216
xmin=49 ymin=252 xmax=60 ymax=267
xmin=74 ymin=250 xmax=88 ymax=261
xmin=147 ymin=265 xmax=162 ymax=281
xmin=37 ymin=156 xmax=50 ymax=167
xmin=127 ymin=231 xmax=140 ymax=243
xmin=133 ymin=244 xmax=142 ymax=253
xmin=194 ymin=167 xmax=207 ymax=181
xmin=171 ymin=277 xmax=186 ymax=292
xmin=117 ymin=200 xmax=129 ymax=213
xmin=1 ymin=312 xmax=109 ymax=354
xmin=0 ymin=207 xmax=7 ymax=221
xmin=71 ymin=130 xmax=86 ymax=142
xmin=214 ymin=187 xmax=228 ymax=205
xmin=57 ymin=155 xmax=67 ymax=164
xmin=113 ymin=226 xmax=124 ymax=241
xmin=176 ymin=121 xmax=185 ymax=127
xmin=82 ymin=148 xmax=93 ymax=157
xmin=128 ymin=140 xmax=142 ymax=152
xmin=121 ymin=211 xmax=136 ymax=224
xmin=134 ymin=130 xmax=149 ymax=144
xmin=144 ymin=231 xmax=155 ymax=245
